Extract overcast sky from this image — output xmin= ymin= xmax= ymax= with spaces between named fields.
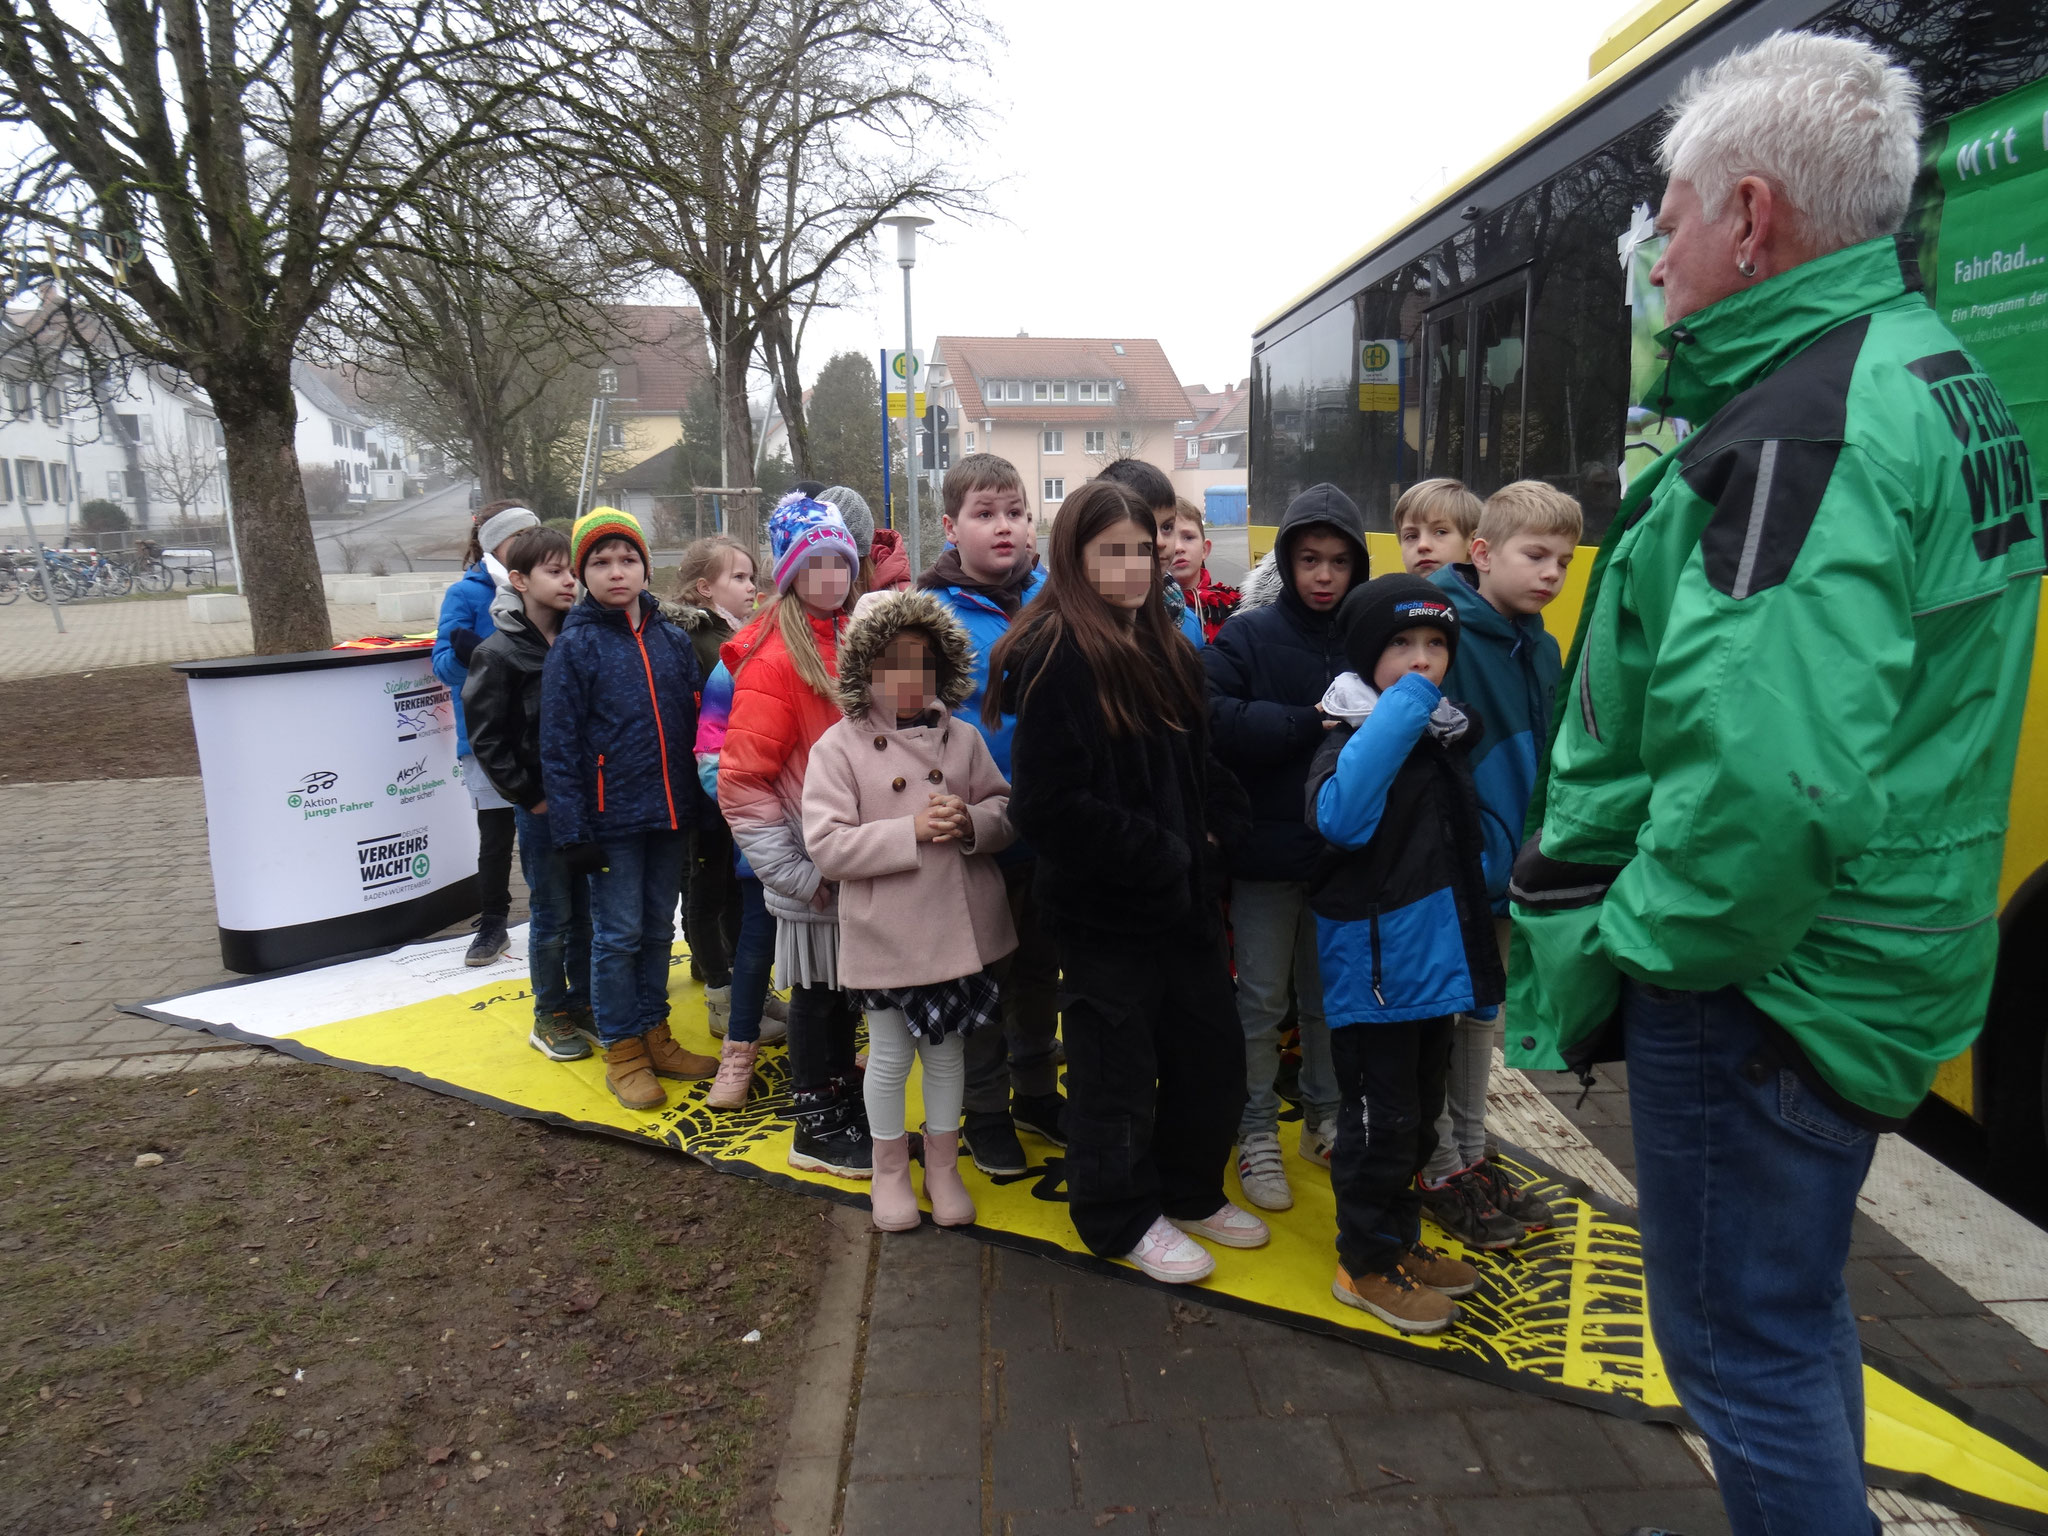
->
xmin=783 ymin=0 xmax=1631 ymax=395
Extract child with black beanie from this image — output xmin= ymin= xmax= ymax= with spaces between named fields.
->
xmin=1305 ymin=574 xmax=1506 ymax=1334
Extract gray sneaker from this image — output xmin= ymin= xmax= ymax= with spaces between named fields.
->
xmin=1236 ymin=1132 xmax=1293 ymax=1211
xmin=1419 ymin=1166 xmax=1524 ymax=1250
xmin=529 ymin=1013 xmax=592 ymax=1062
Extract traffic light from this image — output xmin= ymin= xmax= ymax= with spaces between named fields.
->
xmin=920 ymin=403 xmax=951 ymax=470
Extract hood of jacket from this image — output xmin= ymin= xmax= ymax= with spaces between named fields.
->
xmin=1318 ymin=670 xmax=1471 ymax=740
xmin=1270 ymin=482 xmax=1369 ymax=625
xmin=562 ymin=588 xmax=661 ymax=636
xmin=1431 ymin=563 xmax=1546 ymax=649
xmin=486 ymin=599 xmax=552 ymax=661
xmin=660 ymin=596 xmax=725 ymax=635
xmin=833 ymin=589 xmax=977 ymax=717
xmin=1647 ymin=235 xmax=1919 ymax=426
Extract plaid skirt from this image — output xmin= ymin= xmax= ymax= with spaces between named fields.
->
xmin=853 ymin=969 xmax=1002 ymax=1044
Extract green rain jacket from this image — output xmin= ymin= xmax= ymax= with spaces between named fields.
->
xmin=1505 ymin=236 xmax=2043 ymax=1122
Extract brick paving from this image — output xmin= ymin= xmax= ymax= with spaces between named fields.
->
xmin=0 ymin=596 xmax=389 ymax=681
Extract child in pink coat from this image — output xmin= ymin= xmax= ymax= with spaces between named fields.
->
xmin=803 ymin=591 xmax=1018 ymax=1230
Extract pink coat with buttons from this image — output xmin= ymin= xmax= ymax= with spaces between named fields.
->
xmin=802 ymin=703 xmax=1018 ymax=989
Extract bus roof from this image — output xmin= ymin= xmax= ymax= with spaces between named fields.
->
xmin=1254 ymin=0 xmax=1738 ymax=339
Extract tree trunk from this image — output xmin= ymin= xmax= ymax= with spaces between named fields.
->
xmin=212 ymin=369 xmax=333 ymax=654
xmin=761 ymin=314 xmax=811 ymax=477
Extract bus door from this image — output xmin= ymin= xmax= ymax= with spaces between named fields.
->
xmin=1422 ymin=270 xmax=1531 ymax=496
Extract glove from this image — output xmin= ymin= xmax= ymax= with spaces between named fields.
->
xmin=558 ymin=842 xmax=608 ymax=876
xmin=450 ymin=627 xmax=483 ymax=666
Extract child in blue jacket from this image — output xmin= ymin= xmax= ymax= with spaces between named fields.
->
xmin=435 ymin=500 xmax=538 ymax=966
xmin=539 ymin=508 xmax=716 ymax=1111
xmin=1305 ymin=575 xmax=1505 ymax=1336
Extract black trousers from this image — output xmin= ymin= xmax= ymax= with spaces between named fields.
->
xmin=786 ymin=982 xmax=860 ymax=1096
xmin=964 ymin=859 xmax=1062 ymax=1114
xmin=1328 ymin=1016 xmax=1454 ymax=1277
xmin=477 ymin=806 xmax=516 ymax=921
xmin=1057 ymin=933 xmax=1246 ymax=1257
xmin=687 ymin=813 xmax=742 ymax=988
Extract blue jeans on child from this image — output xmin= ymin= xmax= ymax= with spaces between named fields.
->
xmin=1624 ymin=979 xmax=1880 ymax=1536
xmin=1231 ymin=879 xmax=1338 ymax=1138
xmin=511 ymin=806 xmax=592 ymax=1020
xmin=726 ymin=876 xmax=775 ymax=1045
xmin=588 ymin=830 xmax=688 ymax=1048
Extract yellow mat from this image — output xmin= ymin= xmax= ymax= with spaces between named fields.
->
xmin=129 ymin=930 xmax=2048 ymax=1533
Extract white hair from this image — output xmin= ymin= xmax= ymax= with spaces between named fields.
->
xmin=1660 ymin=31 xmax=1922 ymax=251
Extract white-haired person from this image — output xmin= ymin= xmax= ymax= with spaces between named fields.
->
xmin=1507 ymin=32 xmax=2041 ymax=1536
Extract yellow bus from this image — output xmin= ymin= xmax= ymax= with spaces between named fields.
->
xmin=1248 ymin=0 xmax=2048 ymax=1171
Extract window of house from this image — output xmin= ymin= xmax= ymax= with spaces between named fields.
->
xmin=985 ymin=379 xmax=1003 ymax=403
xmin=1042 ymin=477 xmax=1064 ymax=503
xmin=597 ymin=366 xmax=619 ymax=394
xmin=1042 ymin=430 xmax=1063 ymax=454
xmin=1084 ymin=430 xmax=1105 ymax=454
xmin=606 ymin=422 xmax=626 ymax=447
xmin=0 ymin=461 xmax=10 ymax=499
xmin=330 ymin=420 xmax=346 ymax=447
xmin=1119 ymin=430 xmax=1133 ymax=452
xmin=16 ymin=459 xmax=47 ymax=502
xmin=1052 ymin=382 xmax=1067 ymax=401
xmin=1006 ymin=381 xmax=1022 ymax=400
xmin=1077 ymin=381 xmax=1094 ymax=402
xmin=349 ymin=427 xmax=366 ymax=451
xmin=964 ymin=431 xmax=976 ymax=452
xmin=107 ymin=471 xmax=124 ymax=497
xmin=39 ymin=385 xmax=59 ymax=423
xmin=1112 ymin=343 xmax=1125 ymax=355
xmin=50 ymin=463 xmax=69 ymax=502
xmin=4 ymin=379 xmax=30 ymax=419
xmin=1034 ymin=381 xmax=1049 ymax=401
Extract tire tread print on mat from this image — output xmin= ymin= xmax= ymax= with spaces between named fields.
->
xmin=124 ymin=926 xmax=2048 ymax=1534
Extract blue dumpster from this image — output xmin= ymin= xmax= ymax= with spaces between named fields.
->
xmin=1204 ymin=484 xmax=1248 ymax=526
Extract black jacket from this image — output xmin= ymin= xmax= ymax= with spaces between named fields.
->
xmin=1203 ymin=482 xmax=1369 ymax=882
xmin=1006 ymin=640 xmax=1248 ymax=946
xmin=462 ymin=603 xmax=551 ymax=811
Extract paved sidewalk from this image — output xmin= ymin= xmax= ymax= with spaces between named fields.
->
xmin=0 ymin=597 xmax=389 ymax=680
xmin=0 ymin=777 xmax=524 ymax=1088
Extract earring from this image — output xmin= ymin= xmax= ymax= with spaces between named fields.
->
xmin=1737 ymin=257 xmax=1757 ymax=277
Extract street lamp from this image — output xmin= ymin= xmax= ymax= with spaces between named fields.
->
xmin=879 ymin=214 xmax=933 ymax=574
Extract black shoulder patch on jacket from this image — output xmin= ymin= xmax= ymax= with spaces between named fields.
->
xmin=1679 ymin=316 xmax=1870 ymax=600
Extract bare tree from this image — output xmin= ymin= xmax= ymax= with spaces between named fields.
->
xmin=141 ymin=434 xmax=219 ymax=523
xmin=0 ymin=0 xmax=590 ymax=651
xmin=573 ymin=0 xmax=991 ymax=551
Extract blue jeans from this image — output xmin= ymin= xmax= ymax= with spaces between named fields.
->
xmin=1231 ymin=878 xmax=1337 ymax=1138
xmin=1624 ymin=980 xmax=1880 ymax=1536
xmin=727 ymin=876 xmax=776 ymax=1044
xmin=512 ymin=806 xmax=592 ymax=1021
xmin=588 ymin=830 xmax=689 ymax=1047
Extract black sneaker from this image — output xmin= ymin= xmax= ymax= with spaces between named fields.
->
xmin=787 ymin=1088 xmax=872 ymax=1179
xmin=1011 ymin=1091 xmax=1067 ymax=1147
xmin=465 ymin=915 xmax=510 ymax=967
xmin=1419 ymin=1167 xmax=1524 ymax=1250
xmin=1470 ymin=1157 xmax=1556 ymax=1231
xmin=960 ymin=1110 xmax=1027 ymax=1176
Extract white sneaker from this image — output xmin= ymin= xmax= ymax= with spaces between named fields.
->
xmin=704 ymin=985 xmax=732 ymax=1038
xmin=1298 ymin=1118 xmax=1337 ymax=1170
xmin=1170 ymin=1200 xmax=1270 ymax=1250
xmin=1236 ymin=1132 xmax=1293 ymax=1211
xmin=1123 ymin=1215 xmax=1216 ymax=1284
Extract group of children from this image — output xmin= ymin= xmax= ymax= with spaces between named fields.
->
xmin=437 ymin=450 xmax=1583 ymax=1333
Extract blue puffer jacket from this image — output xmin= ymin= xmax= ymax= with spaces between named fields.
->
xmin=539 ymin=592 xmax=704 ymax=847
xmin=433 ymin=563 xmax=500 ymax=760
xmin=1428 ymin=563 xmax=1562 ymax=914
xmin=923 ymin=563 xmax=1047 ymax=868
xmin=1305 ymin=673 xmax=1504 ymax=1026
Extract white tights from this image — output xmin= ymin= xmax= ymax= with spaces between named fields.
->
xmin=862 ymin=1007 xmax=966 ymax=1141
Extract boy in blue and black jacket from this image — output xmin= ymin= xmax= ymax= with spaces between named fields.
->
xmin=1305 ymin=575 xmax=1504 ymax=1337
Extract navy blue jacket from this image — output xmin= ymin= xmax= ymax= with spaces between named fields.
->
xmin=1305 ymin=674 xmax=1503 ymax=1025
xmin=539 ymin=592 xmax=704 ymax=846
xmin=433 ymin=562 xmax=499 ymax=760
xmin=1203 ymin=484 xmax=1367 ymax=882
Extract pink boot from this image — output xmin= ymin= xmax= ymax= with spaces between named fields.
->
xmin=920 ymin=1127 xmax=976 ymax=1228
xmin=705 ymin=1038 xmax=758 ymax=1111
xmin=869 ymin=1135 xmax=920 ymax=1232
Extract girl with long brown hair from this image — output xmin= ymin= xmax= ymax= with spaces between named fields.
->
xmin=986 ymin=479 xmax=1263 ymax=1283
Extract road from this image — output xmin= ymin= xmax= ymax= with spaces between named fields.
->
xmin=310 ymin=480 xmax=476 ymax=574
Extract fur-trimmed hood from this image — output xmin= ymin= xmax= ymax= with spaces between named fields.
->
xmin=834 ymin=589 xmax=977 ymax=718
xmin=659 ymin=597 xmax=716 ymax=633
xmin=1239 ymin=550 xmax=1285 ymax=612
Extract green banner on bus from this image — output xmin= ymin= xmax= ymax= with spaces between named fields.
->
xmin=1922 ymin=72 xmax=2048 ymax=461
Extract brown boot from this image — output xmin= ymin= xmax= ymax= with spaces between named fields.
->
xmin=642 ymin=1021 xmax=718 ymax=1080
xmin=919 ymin=1127 xmax=976 ymax=1228
xmin=604 ymin=1037 xmax=667 ymax=1110
xmin=1331 ymin=1263 xmax=1458 ymax=1334
xmin=868 ymin=1135 xmax=920 ymax=1231
xmin=1404 ymin=1243 xmax=1480 ymax=1296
